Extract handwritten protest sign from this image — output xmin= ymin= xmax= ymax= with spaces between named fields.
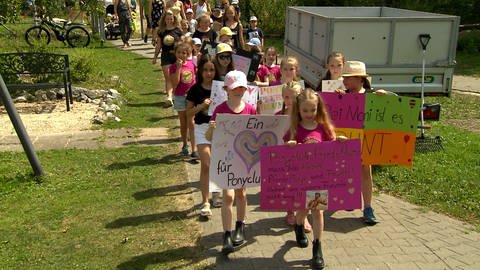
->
xmin=210 ymin=114 xmax=290 ymax=189
xmin=260 ymin=140 xmax=362 ymax=211
xmin=208 ymin=80 xmax=259 ymax=116
xmin=320 ymin=93 xmax=365 ymax=129
xmin=258 ymin=85 xmax=284 ymax=115
xmin=320 ymin=93 xmax=421 ymax=166
xmin=321 ymin=80 xmax=345 ymax=92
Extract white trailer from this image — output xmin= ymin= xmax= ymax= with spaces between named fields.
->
xmin=284 ymin=6 xmax=460 ymax=96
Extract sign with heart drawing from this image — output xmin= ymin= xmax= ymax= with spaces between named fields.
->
xmin=209 ymin=114 xmax=290 ymax=189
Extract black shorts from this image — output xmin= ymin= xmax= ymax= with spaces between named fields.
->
xmin=160 ymin=51 xmax=176 ymax=66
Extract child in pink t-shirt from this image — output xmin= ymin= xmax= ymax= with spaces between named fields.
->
xmin=206 ymin=70 xmax=256 ymax=255
xmin=264 ymin=47 xmax=281 ymax=85
xmin=169 ymin=41 xmax=196 ymax=156
xmin=283 ymin=88 xmax=338 ymax=270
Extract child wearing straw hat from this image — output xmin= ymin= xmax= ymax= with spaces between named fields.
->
xmin=337 ymin=60 xmax=391 ymax=225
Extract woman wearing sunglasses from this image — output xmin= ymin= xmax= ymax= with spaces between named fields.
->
xmin=214 ymin=43 xmax=235 ymax=81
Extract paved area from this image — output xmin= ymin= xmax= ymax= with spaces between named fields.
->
xmin=0 ymin=127 xmax=169 ymax=152
xmin=1 ymin=37 xmax=479 ymax=269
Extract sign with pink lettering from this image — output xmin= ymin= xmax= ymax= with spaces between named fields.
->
xmin=260 ymin=140 xmax=362 ymax=211
xmin=320 ymin=93 xmax=421 ymax=167
xmin=320 ymin=93 xmax=365 ymax=129
xmin=210 ymin=114 xmax=290 ymax=189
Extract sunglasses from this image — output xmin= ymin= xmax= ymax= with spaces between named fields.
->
xmin=218 ymin=54 xmax=232 ymax=61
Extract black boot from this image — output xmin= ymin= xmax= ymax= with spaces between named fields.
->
xmin=294 ymin=224 xmax=308 ymax=248
xmin=312 ymin=239 xmax=324 ymax=269
xmin=231 ymin=221 xmax=245 ymax=246
xmin=221 ymin=231 xmax=234 ymax=255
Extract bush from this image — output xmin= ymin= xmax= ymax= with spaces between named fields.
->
xmin=457 ymin=30 xmax=480 ymax=53
xmin=69 ymin=48 xmax=96 ymax=82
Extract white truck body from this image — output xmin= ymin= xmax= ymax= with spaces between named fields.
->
xmin=284 ymin=6 xmax=460 ymax=96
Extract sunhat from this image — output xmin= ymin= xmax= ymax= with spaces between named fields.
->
xmin=224 ymin=70 xmax=248 ymax=90
xmin=216 ymin=43 xmax=233 ymax=54
xmin=342 ymin=61 xmax=368 ymax=77
xmin=219 ymin=27 xmax=234 ymax=37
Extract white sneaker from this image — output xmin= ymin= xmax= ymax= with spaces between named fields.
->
xmin=200 ymin=202 xmax=212 ymax=216
xmin=212 ymin=192 xmax=223 ymax=208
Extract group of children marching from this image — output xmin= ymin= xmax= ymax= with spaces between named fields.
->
xmin=150 ymin=2 xmax=384 ymax=269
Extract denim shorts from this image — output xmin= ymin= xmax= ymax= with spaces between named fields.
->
xmin=173 ymin=95 xmax=187 ymax=111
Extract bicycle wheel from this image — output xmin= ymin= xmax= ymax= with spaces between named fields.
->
xmin=66 ymin=26 xmax=90 ymax=47
xmin=25 ymin=26 xmax=50 ymax=46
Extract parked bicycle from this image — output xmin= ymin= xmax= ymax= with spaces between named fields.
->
xmin=25 ymin=17 xmax=90 ymax=47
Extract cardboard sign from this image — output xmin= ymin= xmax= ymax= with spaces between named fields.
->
xmin=260 ymin=140 xmax=362 ymax=211
xmin=258 ymin=85 xmax=284 ymax=115
xmin=320 ymin=92 xmax=421 ymax=166
xmin=321 ymin=80 xmax=345 ymax=92
xmin=232 ymin=48 xmax=261 ymax=82
xmin=208 ymin=80 xmax=258 ymax=116
xmin=209 ymin=114 xmax=290 ymax=189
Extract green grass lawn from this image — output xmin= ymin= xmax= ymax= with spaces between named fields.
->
xmin=0 ymin=146 xmax=210 ymax=269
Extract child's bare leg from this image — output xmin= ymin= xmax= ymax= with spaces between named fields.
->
xmin=198 ymin=144 xmax=210 ymax=203
xmin=161 ymin=65 xmax=173 ymax=100
xmin=362 ymin=165 xmax=373 ymax=207
xmin=311 ymin=209 xmax=324 ymax=240
xmin=234 ymin=188 xmax=247 ymax=221
xmin=178 ymin=111 xmax=188 ymax=146
xmin=188 ymin=116 xmax=196 ymax=152
xmin=221 ymin=189 xmax=235 ymax=231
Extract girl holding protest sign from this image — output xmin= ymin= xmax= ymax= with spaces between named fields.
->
xmin=336 ymin=60 xmax=391 ymax=225
xmin=316 ymin=51 xmax=345 ymax=92
xmin=206 ymin=70 xmax=257 ymax=255
xmin=284 ymin=88 xmax=338 ymax=270
xmin=186 ymin=55 xmax=222 ymax=216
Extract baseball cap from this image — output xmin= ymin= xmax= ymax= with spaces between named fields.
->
xmin=246 ymin=37 xmax=261 ymax=47
xmin=219 ymin=26 xmax=233 ymax=37
xmin=250 ymin=16 xmax=257 ymax=21
xmin=231 ymin=0 xmax=239 ymax=4
xmin=216 ymin=43 xmax=233 ymax=54
xmin=224 ymin=70 xmax=248 ymax=90
xmin=192 ymin=38 xmax=202 ymax=46
xmin=186 ymin=8 xmax=193 ymax=14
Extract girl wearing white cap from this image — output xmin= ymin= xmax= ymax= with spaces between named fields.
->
xmin=206 ymin=70 xmax=257 ymax=255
